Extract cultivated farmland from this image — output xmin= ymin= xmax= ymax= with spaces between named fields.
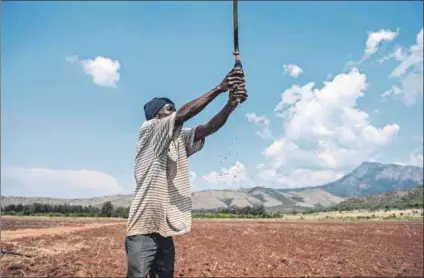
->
xmin=1 ymin=216 xmax=423 ymax=277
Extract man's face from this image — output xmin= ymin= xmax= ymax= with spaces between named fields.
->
xmin=156 ymin=103 xmax=176 ymax=119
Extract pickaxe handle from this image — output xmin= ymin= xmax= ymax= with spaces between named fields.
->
xmin=233 ymin=0 xmax=243 ymax=103
xmin=233 ymin=0 xmax=242 ymax=70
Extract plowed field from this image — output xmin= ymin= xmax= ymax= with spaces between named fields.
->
xmin=1 ymin=217 xmax=423 ymax=277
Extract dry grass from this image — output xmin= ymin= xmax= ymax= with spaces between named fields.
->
xmin=283 ymin=208 xmax=424 ymax=221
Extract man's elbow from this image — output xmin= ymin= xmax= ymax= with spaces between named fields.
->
xmin=194 ymin=124 xmax=210 ymax=142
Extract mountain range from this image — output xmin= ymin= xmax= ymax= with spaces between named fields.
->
xmin=1 ymin=162 xmax=423 ymax=212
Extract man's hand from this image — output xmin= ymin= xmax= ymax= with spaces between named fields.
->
xmin=217 ymin=68 xmax=245 ymax=92
xmin=193 ymin=82 xmax=248 ymax=142
xmin=174 ymin=68 xmax=245 ymax=127
xmin=228 ymin=83 xmax=248 ymax=107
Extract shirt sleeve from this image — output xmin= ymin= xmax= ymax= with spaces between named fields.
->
xmin=150 ymin=112 xmax=183 ymax=157
xmin=181 ymin=126 xmax=205 ymax=157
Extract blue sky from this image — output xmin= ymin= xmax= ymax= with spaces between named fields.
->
xmin=1 ymin=1 xmax=423 ymax=198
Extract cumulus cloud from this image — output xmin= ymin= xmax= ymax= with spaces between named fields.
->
xmin=275 ymin=70 xmax=397 ymax=139
xmin=271 ymin=68 xmax=399 ymax=169
xmin=1 ymin=167 xmax=124 ymax=198
xmin=283 ymin=63 xmax=304 ymax=78
xmin=66 ymin=55 xmax=121 ymax=88
xmin=382 ymin=28 xmax=423 ymax=106
xmin=245 ymin=113 xmax=274 ymax=140
xmin=202 ymin=161 xmax=252 ymax=188
xmin=246 ymin=67 xmax=400 ymax=188
xmin=257 ymin=168 xmax=344 ymax=189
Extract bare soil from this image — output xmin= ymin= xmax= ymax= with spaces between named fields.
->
xmin=1 ymin=218 xmax=423 ymax=277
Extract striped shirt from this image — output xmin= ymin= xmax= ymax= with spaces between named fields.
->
xmin=126 ymin=112 xmax=205 ymax=238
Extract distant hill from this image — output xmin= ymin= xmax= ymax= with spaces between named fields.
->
xmin=1 ymin=161 xmax=422 ymax=212
xmin=1 ymin=187 xmax=344 ymax=213
xmin=331 ymin=184 xmax=424 ymax=211
xmin=192 ymin=187 xmax=343 ymax=212
xmin=279 ymin=162 xmax=423 ymax=198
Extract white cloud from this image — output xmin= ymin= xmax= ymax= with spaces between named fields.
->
xmin=378 ymin=47 xmax=407 ymax=63
xmin=274 ymin=68 xmax=398 ymax=149
xmin=66 ymin=55 xmax=121 ymax=88
xmin=190 ymin=171 xmax=197 ymax=183
xmin=394 ymin=137 xmax=423 ymax=167
xmin=409 ymin=136 xmax=423 ymax=167
xmin=253 ymin=67 xmax=399 ymax=187
xmin=364 ymin=29 xmax=399 ymax=58
xmin=1 ymin=167 xmax=124 ymax=198
xmin=190 ymin=171 xmax=204 ymax=192
xmin=383 ymin=29 xmax=423 ymax=106
xmin=346 ymin=28 xmax=399 ymax=69
xmin=409 ymin=149 xmax=423 ymax=167
xmin=202 ymin=161 xmax=252 ymax=188
xmin=391 ymin=29 xmax=423 ymax=77
xmin=381 ymin=89 xmax=393 ymax=98
xmin=245 ymin=113 xmax=274 ymax=139
xmin=257 ymin=168 xmax=344 ymax=188
xmin=283 ymin=63 xmax=304 ymax=78
xmin=65 ymin=55 xmax=79 ymax=64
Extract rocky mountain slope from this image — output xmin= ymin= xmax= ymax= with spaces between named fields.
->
xmin=1 ymin=162 xmax=422 ymax=212
xmin=317 ymin=162 xmax=422 ymax=198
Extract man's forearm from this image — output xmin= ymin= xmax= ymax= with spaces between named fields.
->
xmin=175 ymin=87 xmax=223 ymax=125
xmin=194 ymin=102 xmax=236 ymax=141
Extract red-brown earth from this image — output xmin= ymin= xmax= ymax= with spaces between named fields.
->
xmin=1 ymin=217 xmax=423 ymax=277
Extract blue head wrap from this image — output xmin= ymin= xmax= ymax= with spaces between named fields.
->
xmin=143 ymin=97 xmax=175 ymax=121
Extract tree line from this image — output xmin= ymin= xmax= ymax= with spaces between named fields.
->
xmin=193 ymin=204 xmax=284 ymax=218
xmin=1 ymin=202 xmax=129 ymax=218
xmin=1 ymin=202 xmax=284 ymax=218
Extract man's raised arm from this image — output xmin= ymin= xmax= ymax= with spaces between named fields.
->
xmin=175 ymin=68 xmax=245 ymax=126
xmin=194 ymin=84 xmax=248 ymax=142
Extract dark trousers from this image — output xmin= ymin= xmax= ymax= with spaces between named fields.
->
xmin=125 ymin=233 xmax=175 ymax=278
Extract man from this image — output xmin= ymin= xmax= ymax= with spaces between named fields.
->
xmin=125 ymin=67 xmax=247 ymax=278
